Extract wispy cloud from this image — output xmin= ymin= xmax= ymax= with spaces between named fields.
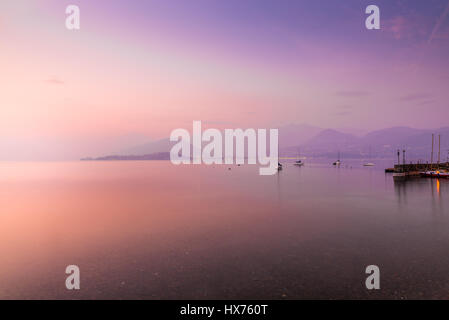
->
xmin=417 ymin=100 xmax=436 ymax=106
xmin=399 ymin=93 xmax=432 ymax=102
xmin=335 ymin=91 xmax=370 ymax=97
xmin=382 ymin=13 xmax=429 ymax=41
xmin=428 ymin=0 xmax=449 ymax=43
xmin=385 ymin=16 xmax=409 ymax=40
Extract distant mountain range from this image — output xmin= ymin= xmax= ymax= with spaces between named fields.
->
xmin=81 ymin=152 xmax=170 ymax=161
xmin=295 ymin=126 xmax=449 ymax=161
xmin=84 ymin=125 xmax=449 ymax=162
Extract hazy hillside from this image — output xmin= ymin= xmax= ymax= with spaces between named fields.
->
xmin=278 ymin=124 xmax=323 ymax=148
xmin=119 ymin=138 xmax=172 ymax=156
xmin=303 ymin=129 xmax=358 ymax=150
xmin=360 ymin=127 xmax=430 ymax=147
xmin=92 ymin=125 xmax=449 ymax=161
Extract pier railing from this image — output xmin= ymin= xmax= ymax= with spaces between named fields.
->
xmin=393 ymin=162 xmax=449 ymax=173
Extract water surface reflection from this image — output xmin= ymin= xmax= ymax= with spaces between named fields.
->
xmin=1 ymin=161 xmax=448 ymax=299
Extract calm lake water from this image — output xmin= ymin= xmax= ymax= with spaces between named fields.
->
xmin=0 ymin=160 xmax=448 ymax=299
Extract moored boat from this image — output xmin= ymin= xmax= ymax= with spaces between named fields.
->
xmin=294 ymin=160 xmax=304 ymax=166
xmin=333 ymin=151 xmax=341 ymax=166
xmin=420 ymin=170 xmax=446 ymax=178
xmin=294 ymin=148 xmax=304 ymax=166
xmin=393 ymin=172 xmax=407 ymax=180
xmin=332 ymin=160 xmax=341 ymax=166
xmin=438 ymin=172 xmax=449 ymax=178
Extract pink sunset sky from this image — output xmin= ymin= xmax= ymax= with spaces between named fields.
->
xmin=1 ymin=0 xmax=449 ymax=160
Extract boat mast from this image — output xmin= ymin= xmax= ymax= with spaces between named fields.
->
xmin=431 ymin=134 xmax=434 ymax=169
xmin=438 ymin=134 xmax=441 ymax=168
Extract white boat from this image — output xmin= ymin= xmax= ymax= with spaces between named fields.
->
xmin=393 ymin=172 xmax=407 ymax=180
xmin=421 ymin=170 xmax=449 ymax=178
xmin=364 ymin=146 xmax=375 ymax=166
xmin=421 ymin=170 xmax=438 ymax=177
xmin=363 ymin=163 xmax=375 ymax=167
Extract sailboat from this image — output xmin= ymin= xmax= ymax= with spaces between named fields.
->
xmin=363 ymin=146 xmax=375 ymax=166
xmin=277 ymin=144 xmax=283 ymax=171
xmin=294 ymin=148 xmax=304 ymax=166
xmin=333 ymin=151 xmax=341 ymax=166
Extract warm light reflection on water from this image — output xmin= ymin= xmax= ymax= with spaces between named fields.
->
xmin=0 ymin=161 xmax=448 ymax=299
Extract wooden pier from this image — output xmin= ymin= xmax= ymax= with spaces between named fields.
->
xmin=392 ymin=162 xmax=449 ymax=173
xmin=386 ymin=133 xmax=448 ymax=177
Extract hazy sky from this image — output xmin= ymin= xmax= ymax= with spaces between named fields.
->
xmin=1 ymin=0 xmax=449 ymax=159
